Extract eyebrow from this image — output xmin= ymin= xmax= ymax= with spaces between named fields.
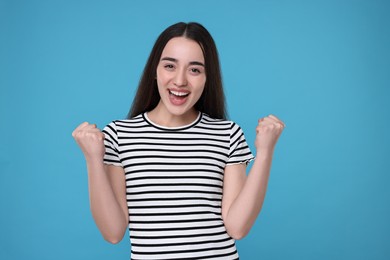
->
xmin=161 ymin=57 xmax=205 ymax=67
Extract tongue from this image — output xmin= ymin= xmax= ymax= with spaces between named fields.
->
xmin=169 ymin=93 xmax=188 ymax=106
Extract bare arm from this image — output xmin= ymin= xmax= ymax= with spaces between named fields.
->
xmin=86 ymin=161 xmax=128 ymax=244
xmin=222 ymin=115 xmax=285 ymax=240
xmin=222 ymin=153 xmax=273 ymax=239
xmin=73 ymin=122 xmax=128 ymax=244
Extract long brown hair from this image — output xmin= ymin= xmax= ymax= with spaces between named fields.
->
xmin=128 ymin=22 xmax=227 ymax=120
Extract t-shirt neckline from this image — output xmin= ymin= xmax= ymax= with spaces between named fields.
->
xmin=143 ymin=112 xmax=202 ymax=131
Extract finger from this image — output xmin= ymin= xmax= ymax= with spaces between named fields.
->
xmin=84 ymin=128 xmax=103 ymax=134
xmin=76 ymin=124 xmax=99 ymax=135
xmin=267 ymin=115 xmax=286 ymax=128
xmin=258 ymin=120 xmax=284 ymax=132
xmin=74 ymin=122 xmax=89 ymax=131
xmin=257 ymin=122 xmax=275 ymax=131
xmin=258 ymin=120 xmax=272 ymax=128
xmin=93 ymin=130 xmax=105 ymax=140
xmin=268 ymin=114 xmax=280 ymax=121
xmin=83 ymin=123 xmax=98 ymax=130
xmin=85 ymin=130 xmax=104 ymax=139
xmin=72 ymin=122 xmax=89 ymax=137
xmin=74 ymin=122 xmax=98 ymax=133
xmin=258 ymin=117 xmax=275 ymax=124
xmin=259 ymin=117 xmax=277 ymax=126
xmin=265 ymin=116 xmax=280 ymax=124
xmin=73 ymin=125 xmax=101 ymax=139
xmin=263 ymin=117 xmax=275 ymax=123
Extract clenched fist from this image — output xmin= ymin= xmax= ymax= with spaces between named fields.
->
xmin=255 ymin=115 xmax=285 ymax=152
xmin=72 ymin=122 xmax=105 ymax=161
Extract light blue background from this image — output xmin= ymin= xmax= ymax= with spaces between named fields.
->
xmin=1 ymin=0 xmax=389 ymax=259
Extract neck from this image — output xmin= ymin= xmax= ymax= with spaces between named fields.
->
xmin=147 ymin=103 xmax=199 ymax=127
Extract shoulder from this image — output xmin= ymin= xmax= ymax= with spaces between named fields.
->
xmin=105 ymin=114 xmax=145 ymax=129
xmin=102 ymin=114 xmax=145 ymax=136
xmin=200 ymin=113 xmax=245 ymax=132
xmin=199 ymin=113 xmax=233 ymax=127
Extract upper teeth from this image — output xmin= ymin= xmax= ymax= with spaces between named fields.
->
xmin=170 ymin=90 xmax=189 ymax=96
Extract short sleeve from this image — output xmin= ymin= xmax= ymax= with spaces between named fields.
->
xmin=227 ymin=122 xmax=255 ymax=165
xmin=102 ymin=121 xmax=122 ymax=167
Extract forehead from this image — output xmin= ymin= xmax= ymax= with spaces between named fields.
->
xmin=161 ymin=37 xmax=204 ymax=62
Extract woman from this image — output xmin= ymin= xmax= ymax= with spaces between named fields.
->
xmin=72 ymin=22 xmax=285 ymax=259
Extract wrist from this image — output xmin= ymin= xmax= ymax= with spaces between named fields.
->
xmin=255 ymin=148 xmax=274 ymax=160
xmin=85 ymin=156 xmax=105 ymax=169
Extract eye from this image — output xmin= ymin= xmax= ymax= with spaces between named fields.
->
xmin=164 ymin=64 xmax=175 ymax=70
xmin=190 ymin=68 xmax=202 ymax=74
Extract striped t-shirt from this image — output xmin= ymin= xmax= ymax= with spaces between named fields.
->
xmin=103 ymin=112 xmax=254 ymax=260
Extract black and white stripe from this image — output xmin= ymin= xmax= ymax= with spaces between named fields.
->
xmin=103 ymin=113 xmax=254 ymax=260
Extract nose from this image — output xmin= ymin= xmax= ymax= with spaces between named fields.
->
xmin=173 ymin=69 xmax=187 ymax=87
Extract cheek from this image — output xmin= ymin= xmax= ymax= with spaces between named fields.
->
xmin=196 ymin=78 xmax=206 ymax=94
xmin=156 ymin=78 xmax=167 ymax=96
xmin=156 ymin=70 xmax=163 ymax=83
xmin=156 ymin=72 xmax=168 ymax=90
xmin=192 ymin=85 xmax=206 ymax=102
xmin=156 ymin=67 xmax=169 ymax=82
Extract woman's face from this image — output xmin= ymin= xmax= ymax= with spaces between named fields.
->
xmin=156 ymin=37 xmax=206 ymax=118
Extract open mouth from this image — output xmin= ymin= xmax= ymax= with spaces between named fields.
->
xmin=168 ymin=89 xmax=190 ymax=106
xmin=169 ymin=90 xmax=190 ymax=98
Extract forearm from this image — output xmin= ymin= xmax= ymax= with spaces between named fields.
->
xmin=224 ymin=150 xmax=273 ymax=239
xmin=86 ymin=159 xmax=128 ymax=243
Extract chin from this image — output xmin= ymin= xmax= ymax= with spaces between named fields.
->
xmin=166 ymin=103 xmax=196 ymax=116
xmin=168 ymin=108 xmax=192 ymax=117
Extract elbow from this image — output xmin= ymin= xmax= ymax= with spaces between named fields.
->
xmin=228 ymin=229 xmax=249 ymax=240
xmin=95 ymin=217 xmax=128 ymax=244
xmin=103 ymin=233 xmax=124 ymax=244
xmin=223 ymin=215 xmax=250 ymax=240
xmin=101 ymin=227 xmax=126 ymax=244
xmin=106 ymin=238 xmax=121 ymax=245
xmin=225 ymin=223 xmax=250 ymax=240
